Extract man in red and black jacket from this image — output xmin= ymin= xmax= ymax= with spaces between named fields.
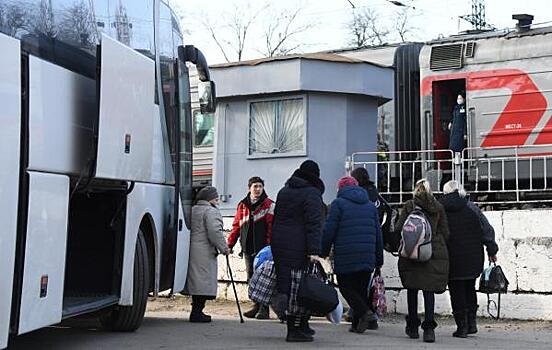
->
xmin=227 ymin=176 xmax=275 ymax=319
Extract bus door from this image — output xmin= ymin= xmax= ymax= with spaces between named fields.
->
xmin=166 ymin=47 xmax=215 ymax=294
xmin=0 ymin=33 xmax=21 ymax=350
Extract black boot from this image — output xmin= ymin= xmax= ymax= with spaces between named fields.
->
xmin=453 ymin=312 xmax=468 ymax=338
xmin=286 ymin=316 xmax=314 ymax=342
xmin=467 ymin=306 xmax=478 ymax=334
xmin=189 ymin=298 xmax=211 ymax=323
xmin=300 ymin=316 xmax=315 ymax=335
xmin=256 ymin=304 xmax=270 ymax=319
xmin=355 ymin=309 xmax=374 ymax=333
xmin=421 ymin=320 xmax=437 ymax=343
xmin=243 ymin=302 xmax=260 ymax=318
xmin=405 ymin=316 xmax=421 ymax=339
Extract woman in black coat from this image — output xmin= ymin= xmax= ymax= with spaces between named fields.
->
xmin=271 ymin=160 xmax=325 ymax=343
xmin=439 ymin=180 xmax=498 ymax=338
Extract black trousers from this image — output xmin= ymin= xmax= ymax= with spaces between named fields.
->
xmin=244 ymin=253 xmax=255 ymax=281
xmin=337 ymin=270 xmax=372 ymax=326
xmin=448 ymin=279 xmax=477 ymax=314
xmin=407 ymin=289 xmax=435 ymax=322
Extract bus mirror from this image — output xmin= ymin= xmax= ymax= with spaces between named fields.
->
xmin=199 ymin=81 xmax=216 ymax=113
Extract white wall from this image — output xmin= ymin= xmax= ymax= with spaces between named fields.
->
xmin=216 ymin=209 xmax=552 ymax=320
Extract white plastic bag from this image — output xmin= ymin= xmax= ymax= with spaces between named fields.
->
xmin=326 ymin=299 xmax=343 ymax=325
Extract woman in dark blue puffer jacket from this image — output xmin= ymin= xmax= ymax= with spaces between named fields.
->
xmin=321 ymin=176 xmax=383 ymax=334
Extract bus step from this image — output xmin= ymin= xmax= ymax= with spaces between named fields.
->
xmin=62 ymin=294 xmax=119 ymax=319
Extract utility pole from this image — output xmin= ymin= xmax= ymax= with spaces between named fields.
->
xmin=460 ymin=0 xmax=492 ymax=31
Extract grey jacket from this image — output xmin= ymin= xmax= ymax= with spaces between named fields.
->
xmin=184 ymin=200 xmax=228 ymax=297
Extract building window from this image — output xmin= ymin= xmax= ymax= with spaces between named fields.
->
xmin=248 ymin=97 xmax=306 ymax=157
xmin=193 ymin=110 xmax=215 ymax=147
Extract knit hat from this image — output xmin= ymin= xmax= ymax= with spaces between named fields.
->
xmin=299 ymin=160 xmax=320 ymax=178
xmin=196 ymin=186 xmax=219 ymax=202
xmin=337 ymin=176 xmax=358 ymax=190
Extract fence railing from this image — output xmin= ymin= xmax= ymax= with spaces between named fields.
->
xmin=347 ymin=145 xmax=552 ymax=206
xmin=346 ymin=149 xmax=455 ymax=205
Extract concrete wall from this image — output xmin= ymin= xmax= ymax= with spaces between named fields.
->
xmin=213 ymin=92 xmax=379 ymax=216
xmin=215 ymin=209 xmax=552 ymax=320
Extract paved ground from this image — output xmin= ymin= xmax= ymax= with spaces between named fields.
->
xmin=9 ymin=297 xmax=552 ymax=349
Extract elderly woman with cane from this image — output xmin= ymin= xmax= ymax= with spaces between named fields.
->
xmin=184 ymin=186 xmax=230 ymax=323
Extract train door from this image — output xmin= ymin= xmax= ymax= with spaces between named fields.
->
xmin=431 ymin=79 xmax=466 ymax=155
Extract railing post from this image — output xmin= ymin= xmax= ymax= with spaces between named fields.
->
xmin=454 ymin=152 xmax=463 ymax=186
xmin=345 ymin=156 xmax=352 ymax=175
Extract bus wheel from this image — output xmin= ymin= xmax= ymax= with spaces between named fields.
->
xmin=100 ymin=229 xmax=150 ymax=331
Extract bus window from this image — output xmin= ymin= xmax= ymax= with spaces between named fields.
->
xmin=109 ymin=0 xmax=155 ymax=59
xmin=193 ymin=110 xmax=215 ymax=147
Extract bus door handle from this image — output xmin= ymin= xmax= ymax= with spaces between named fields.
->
xmin=178 ymin=219 xmax=183 ymax=231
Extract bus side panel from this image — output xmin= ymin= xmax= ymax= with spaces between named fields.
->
xmin=28 ymin=56 xmax=96 ymax=176
xmin=0 ymin=33 xmax=21 ymax=350
xmin=18 ymin=172 xmax=69 ymax=335
xmin=96 ymin=34 xmax=155 ymax=183
xmin=121 ymin=183 xmax=172 ymax=305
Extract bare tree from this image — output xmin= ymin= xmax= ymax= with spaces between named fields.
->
xmin=347 ymin=8 xmax=390 ymax=47
xmin=2 ymin=4 xmax=27 ymax=36
xmin=394 ymin=7 xmax=417 ymax=42
xmin=33 ymin=0 xmax=57 ymax=38
xmin=262 ymin=7 xmax=316 ymax=57
xmin=198 ymin=3 xmax=267 ymax=62
xmin=59 ymin=0 xmax=97 ymax=48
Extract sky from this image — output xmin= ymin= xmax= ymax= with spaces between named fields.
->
xmin=169 ymin=0 xmax=552 ymax=64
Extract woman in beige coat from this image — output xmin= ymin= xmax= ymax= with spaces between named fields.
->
xmin=185 ymin=186 xmax=229 ymax=323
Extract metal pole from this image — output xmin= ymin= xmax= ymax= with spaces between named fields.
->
xmin=226 ymin=255 xmax=244 ymax=323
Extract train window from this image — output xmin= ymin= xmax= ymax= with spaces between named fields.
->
xmin=248 ymin=97 xmax=306 ymax=157
xmin=193 ymin=110 xmax=214 ymax=147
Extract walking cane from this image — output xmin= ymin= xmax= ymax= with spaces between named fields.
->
xmin=226 ymin=255 xmax=245 ymax=323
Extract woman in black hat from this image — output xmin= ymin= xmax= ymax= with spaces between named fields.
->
xmin=184 ymin=186 xmax=230 ymax=323
xmin=271 ymin=160 xmax=325 ymax=342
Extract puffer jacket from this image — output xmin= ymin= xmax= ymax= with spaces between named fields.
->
xmin=396 ymin=192 xmax=450 ymax=293
xmin=321 ymin=186 xmax=383 ymax=274
xmin=439 ymin=192 xmax=499 ymax=280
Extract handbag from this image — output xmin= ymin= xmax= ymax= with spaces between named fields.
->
xmin=479 ymin=262 xmax=509 ymax=319
xmin=248 ymin=260 xmax=277 ymax=305
xmin=369 ymin=268 xmax=387 ymax=316
xmin=297 ymin=262 xmax=339 ymax=315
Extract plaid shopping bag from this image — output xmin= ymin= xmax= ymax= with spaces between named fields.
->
xmin=248 ymin=260 xmax=277 ymax=305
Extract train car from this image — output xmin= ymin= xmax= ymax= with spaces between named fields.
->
xmin=420 ymin=15 xmax=552 ymax=203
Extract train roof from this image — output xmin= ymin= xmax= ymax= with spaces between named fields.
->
xmin=427 ymin=24 xmax=552 ymax=45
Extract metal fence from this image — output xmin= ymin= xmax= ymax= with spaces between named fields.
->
xmin=347 ymin=145 xmax=552 ymax=206
xmin=346 ymin=149 xmax=455 ymax=205
xmin=461 ymin=145 xmax=552 ymax=205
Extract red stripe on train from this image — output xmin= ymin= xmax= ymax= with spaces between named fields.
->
xmin=421 ymin=69 xmax=548 ymax=147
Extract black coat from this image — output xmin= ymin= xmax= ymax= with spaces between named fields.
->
xmin=397 ymin=192 xmax=450 ymax=293
xmin=439 ymin=192 xmax=499 ymax=280
xmin=271 ymin=175 xmax=323 ymax=292
xmin=449 ymin=103 xmax=466 ymax=152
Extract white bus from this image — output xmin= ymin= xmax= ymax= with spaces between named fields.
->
xmin=0 ymin=1 xmax=216 ymax=348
